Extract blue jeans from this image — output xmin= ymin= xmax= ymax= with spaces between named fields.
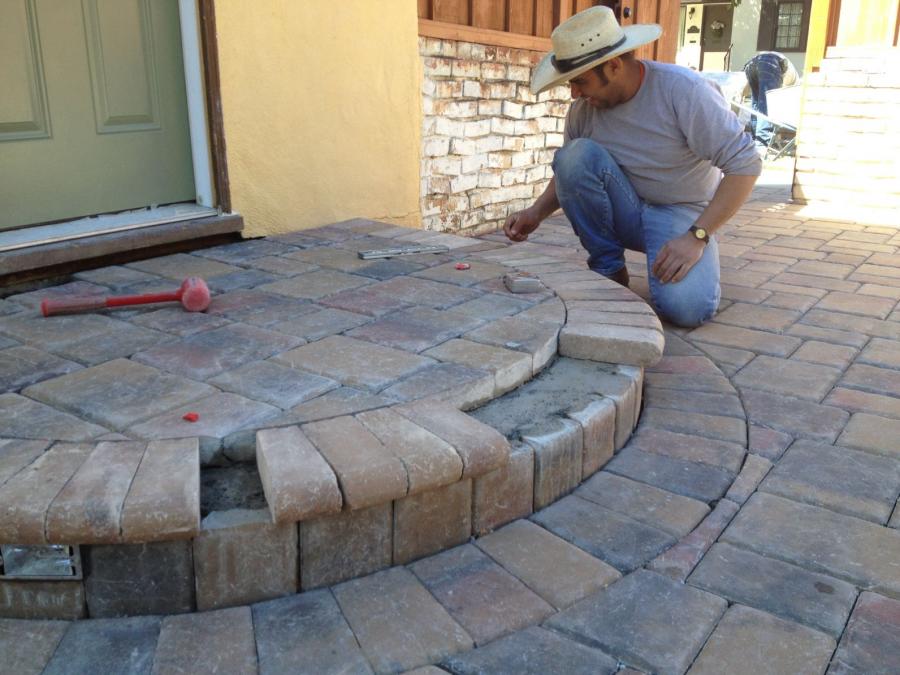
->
xmin=553 ymin=138 xmax=720 ymax=327
xmin=744 ymin=53 xmax=785 ymax=145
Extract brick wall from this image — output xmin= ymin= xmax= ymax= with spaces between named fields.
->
xmin=793 ymin=46 xmax=900 ymax=224
xmin=419 ymin=37 xmax=570 ymax=234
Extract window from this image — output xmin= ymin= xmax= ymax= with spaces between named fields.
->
xmin=775 ymin=2 xmax=804 ymax=50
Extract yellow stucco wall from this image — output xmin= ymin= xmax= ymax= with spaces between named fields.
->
xmin=215 ymin=1 xmax=422 ymax=236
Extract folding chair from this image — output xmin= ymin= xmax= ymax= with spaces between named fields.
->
xmin=730 ymin=84 xmax=802 ymax=161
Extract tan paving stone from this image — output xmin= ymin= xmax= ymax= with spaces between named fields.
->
xmin=841 ymin=363 xmax=900 ymax=398
xmin=724 ymin=453 xmax=772 ymax=504
xmin=771 ymin=271 xmax=860 ymax=293
xmin=859 ymin=336 xmax=900 ymax=369
xmin=803 ymin=309 xmax=900 ymax=341
xmin=476 ymin=519 xmax=620 ymax=609
xmin=688 ymin=323 xmax=802 ymax=357
xmin=303 ymin=416 xmax=408 ymax=510
xmin=299 ymin=503 xmax=392 ymax=590
xmin=722 ymin=493 xmax=900 ymax=598
xmin=628 ymin=427 xmax=744 ymax=473
xmin=643 ymin=386 xmax=743 ymax=418
xmin=741 ymin=388 xmax=849 ymax=442
xmin=151 ymin=606 xmax=257 ymax=675
xmin=259 ymin=268 xmax=371 ymax=300
xmin=275 ymin=387 xmax=397 ymax=425
xmin=367 ymin=276 xmax=482 ymax=309
xmin=409 ymin=543 xmax=554 ymax=645
xmin=472 ymin=442 xmax=534 ymax=536
xmin=824 ymin=387 xmax=900 ymax=420
xmin=393 ymin=479 xmax=472 ymax=565
xmin=720 ymin=284 xmax=772 ymax=304
xmin=786 ymin=322 xmax=869 ymax=348
xmin=760 ymin=281 xmax=828 ymax=298
xmin=567 ymin=396 xmax=615 ymax=476
xmin=694 ymin=342 xmax=755 ymax=375
xmin=193 ymin=509 xmax=298 ymax=611
xmin=559 ymin=323 xmax=664 ymax=367
xmin=0 ymin=581 xmax=86 ymax=620
xmin=394 ymin=399 xmax=509 ymax=479
xmin=380 ymin=362 xmax=494 ymax=411
xmin=253 ymin=590 xmax=373 ymax=674
xmin=127 ymin=252 xmax=241 ymax=280
xmin=272 ymin=335 xmax=435 ymax=392
xmin=333 ymin=567 xmax=473 ymax=674
xmin=734 ymin=355 xmax=842 ymax=402
xmin=578 ymin=471 xmax=710 ymax=537
xmin=790 ymin=340 xmax=858 ymax=368
xmin=831 ymin=592 xmax=900 ymax=675
xmin=748 ymin=424 xmax=793 ymax=461
xmin=714 ymin=303 xmax=802 ymax=331
xmin=357 ymin=407 xmax=463 ymax=495
xmin=838 ymin=412 xmax=900 ymax=459
xmin=0 ymin=439 xmax=49 ymax=487
xmin=0 ymin=442 xmax=92 ymax=543
xmin=786 ymin=260 xmax=856 ymax=279
xmin=464 ymin=315 xmax=559 ymax=375
xmin=424 ymin=338 xmax=532 ymax=395
xmin=565 ymin=309 xmax=663 ymax=329
xmin=648 ymin=354 xmax=730 ymax=376
xmin=255 ymin=425 xmax=342 ymax=523
xmin=0 ymin=618 xmax=69 ymax=674
xmin=815 ymin=291 xmax=896 ymax=318
xmin=640 ymin=407 xmax=746 ymax=444
xmin=522 ymin=418 xmax=582 ymax=510
xmin=687 ymin=605 xmax=834 ymax=675
xmin=413 ymin=261 xmax=509 ymax=286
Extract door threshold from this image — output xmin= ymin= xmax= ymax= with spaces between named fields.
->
xmin=0 ymin=204 xmax=219 ymax=253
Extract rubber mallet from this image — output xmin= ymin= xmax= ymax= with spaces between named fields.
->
xmin=41 ymin=277 xmax=211 ymax=317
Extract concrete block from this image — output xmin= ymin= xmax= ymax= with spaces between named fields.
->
xmin=522 ymin=418 xmax=583 ymax=510
xmin=472 ymin=442 xmax=534 ymax=536
xmin=394 ymin=480 xmax=472 ymax=565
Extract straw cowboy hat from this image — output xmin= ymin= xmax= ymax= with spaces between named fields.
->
xmin=530 ymin=6 xmax=662 ymax=94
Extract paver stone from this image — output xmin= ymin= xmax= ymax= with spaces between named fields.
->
xmin=41 ymin=615 xmax=161 ymax=675
xmin=830 ymin=592 xmax=900 ymax=675
xmin=0 ymin=618 xmax=69 ymax=675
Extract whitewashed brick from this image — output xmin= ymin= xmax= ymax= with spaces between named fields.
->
xmin=502 ymin=168 xmax=528 ymax=186
xmin=422 ymin=97 xmax=434 ymax=115
xmin=526 ymin=166 xmax=548 ymax=182
xmin=502 ymin=101 xmax=525 ymax=119
xmin=511 ymin=150 xmax=535 ymax=168
xmin=422 ymin=118 xmax=436 ymax=136
xmin=502 ymin=136 xmax=526 ymax=152
xmin=426 ymin=175 xmax=451 ymax=194
xmin=422 ymin=196 xmax=447 ymax=217
xmin=470 ymin=188 xmax=494 ymax=208
xmin=462 ymin=209 xmax=483 ymax=228
xmin=524 ymin=103 xmax=548 ymax=119
xmin=423 ymin=58 xmax=452 ymax=77
xmin=435 ymin=100 xmax=479 ymax=118
xmin=488 ymin=152 xmax=513 ymax=169
xmin=465 ymin=120 xmax=492 ymax=137
xmin=420 ymin=38 xmax=455 ymax=58
xmin=491 ymin=117 xmax=516 ymax=135
xmin=450 ymin=138 xmax=476 ymax=155
xmin=483 ymin=203 xmax=509 ymax=220
xmin=450 ymin=173 xmax=478 ymax=194
xmin=452 ymin=60 xmax=481 ymax=78
xmin=431 ymin=157 xmax=462 ymax=176
xmin=547 ymin=102 xmax=570 ymax=117
xmin=477 ymin=172 xmax=502 ymax=189
xmin=535 ymin=149 xmax=556 ymax=163
xmin=546 ymin=133 xmax=565 ymax=147
xmin=482 ymin=63 xmax=507 ymax=80
xmin=461 ymin=80 xmax=485 ymax=98
xmin=421 ymin=79 xmax=436 ymax=97
xmin=538 ymin=117 xmax=558 ymax=132
xmin=435 ymin=80 xmax=463 ymax=98
xmin=461 ymin=154 xmax=489 ymax=174
xmin=479 ymin=100 xmax=502 ymax=116
xmin=517 ymin=87 xmax=538 ymax=103
xmin=508 ymin=65 xmax=530 ymax=82
xmin=423 ymin=137 xmax=451 ymax=157
xmin=556 ymin=119 xmax=567 ymax=132
xmin=475 ymin=136 xmax=504 ymax=153
xmin=435 ymin=117 xmax=465 ymax=137
xmin=489 ymin=82 xmax=517 ymax=98
xmin=523 ymin=134 xmax=546 ymax=150
xmin=448 ymin=195 xmax=469 ymax=211
xmin=514 ymin=120 xmax=540 ymax=135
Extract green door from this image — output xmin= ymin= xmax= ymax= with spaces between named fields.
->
xmin=0 ymin=0 xmax=195 ymax=230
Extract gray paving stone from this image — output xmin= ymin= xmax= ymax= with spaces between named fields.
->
xmin=688 ymin=542 xmax=857 ymax=637
xmin=688 ymin=322 xmax=802 ymax=357
xmin=606 ymin=448 xmax=734 ymax=503
xmin=464 ymin=315 xmax=560 ymax=374
xmin=577 ymin=471 xmax=710 ymax=538
xmin=424 ymin=339 xmax=532 ymax=397
xmin=259 ymin=268 xmax=374 ymax=300
xmin=23 ymin=359 xmax=215 ymax=431
xmin=74 ymin=264 xmax=164 ymax=289
xmin=209 ymin=360 xmax=338 ymax=409
xmin=0 ymin=618 xmax=69 ymax=675
xmin=244 ymin=254 xmax=318 ymax=277
xmin=440 ymin=625 xmax=619 ymax=675
xmin=521 ymin=418 xmax=583 ymax=510
xmin=0 ymin=438 xmax=49 ymax=486
xmin=0 ymin=393 xmax=109 ymax=440
xmin=268 ymin=307 xmax=372 ymax=341
xmin=133 ymin=323 xmax=303 ymax=380
xmin=713 ymin=303 xmax=802 ymax=331
xmin=643 ymin=386 xmax=744 ymax=419
xmin=365 ymin=276 xmax=482 ymax=309
xmin=830 ymin=591 xmax=900 ymax=675
xmin=348 ymin=306 xmax=484 ymax=353
xmin=273 ymin=335 xmax=435 ymax=392
xmin=300 ymin=503 xmax=392 ymax=590
xmin=475 ymin=519 xmax=620 ymax=610
xmin=722 ymin=492 xmax=900 ymax=598
xmin=0 ymin=346 xmax=82 ymax=393
xmin=151 ymin=606 xmax=257 ymax=675
xmin=449 ymin=293 xmax=534 ymax=322
xmin=130 ymin=306 xmax=232 ymax=336
xmin=205 ymin=289 xmax=318 ymax=327
xmin=759 ymin=440 xmax=900 ymax=523
xmin=194 ymin=238 xmax=297 ymax=262
xmin=840 ymin=363 xmax=900 ymax=398
xmin=741 ymin=388 xmax=850 ymax=443
xmin=546 ymin=569 xmax=727 ymax=675
xmin=42 ymin=615 xmax=161 ymax=675
xmin=0 ymin=579 xmax=86 ymax=620
xmin=687 ymin=604 xmax=835 ymax=675
xmin=4 ymin=280 xmax=108 ymax=311
xmin=644 ymin=371 xmax=735 ymax=394
xmin=530 ymin=494 xmax=676 ymax=573
xmin=83 ymin=541 xmax=194 ymax=618
xmin=253 ymin=589 xmax=373 ymax=675
xmin=724 ymin=453 xmax=773 ymax=504
xmin=274 ymin=386 xmax=398 ymax=425
xmin=394 ymin=479 xmax=472 ymax=565
xmin=283 ymin=246 xmax=374 ymax=272
xmin=0 ymin=313 xmax=127 ymax=352
xmin=355 ymin=258 xmax=427 ymax=280
xmin=127 ymin=252 xmax=242 ymax=280
xmin=628 ymin=427 xmax=745 ymax=473
xmin=333 ymin=567 xmax=473 ymax=674
xmin=413 ymin=260 xmax=509 ymax=287
xmin=639 ymin=407 xmax=746 ymax=444
xmin=319 ymin=284 xmax=417 ymax=317
xmin=734 ymin=355 xmax=843 ymax=402
xmin=472 ymin=442 xmax=534 ymax=536
xmin=838 ymin=413 xmax=900 ymax=460
xmin=409 ymin=544 xmax=554 ymax=645
xmin=381 ymin=362 xmax=494 ymax=409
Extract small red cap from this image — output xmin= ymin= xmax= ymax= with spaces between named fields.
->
xmin=454 ymin=262 xmax=471 ymax=270
xmin=182 ymin=412 xmax=200 ymax=423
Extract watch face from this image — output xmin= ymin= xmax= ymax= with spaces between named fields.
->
xmin=695 ymin=228 xmax=708 ymax=240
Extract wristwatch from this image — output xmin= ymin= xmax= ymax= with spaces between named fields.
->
xmin=689 ymin=225 xmax=710 ymax=244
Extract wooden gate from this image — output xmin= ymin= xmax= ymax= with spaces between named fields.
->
xmin=418 ymin=0 xmax=678 ymax=62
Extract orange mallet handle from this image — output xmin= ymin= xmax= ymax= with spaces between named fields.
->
xmin=41 ymin=277 xmax=210 ymax=316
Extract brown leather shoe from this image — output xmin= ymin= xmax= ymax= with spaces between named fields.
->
xmin=607 ymin=266 xmax=630 ymax=288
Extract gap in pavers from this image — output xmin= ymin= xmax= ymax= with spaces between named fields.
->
xmin=200 ymin=462 xmax=267 ymax=518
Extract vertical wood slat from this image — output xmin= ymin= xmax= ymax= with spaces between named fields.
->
xmin=472 ymin=0 xmax=506 ymax=30
xmin=508 ymin=0 xmax=536 ymax=34
xmin=654 ymin=0 xmax=679 ymax=63
xmin=632 ymin=0 xmax=657 ymax=57
xmin=536 ymin=0 xmax=554 ymax=36
xmin=557 ymin=0 xmax=576 ymax=24
xmin=433 ymin=0 xmax=470 ymax=24
xmin=418 ymin=0 xmax=430 ymax=20
xmin=575 ymin=0 xmax=595 ymax=12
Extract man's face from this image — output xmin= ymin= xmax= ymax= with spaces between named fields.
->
xmin=568 ymin=64 xmax=623 ymax=110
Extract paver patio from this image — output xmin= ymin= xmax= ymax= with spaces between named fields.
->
xmin=1 ymin=165 xmax=900 ymax=673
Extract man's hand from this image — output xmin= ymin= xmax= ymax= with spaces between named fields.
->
xmin=504 ymin=207 xmax=543 ymax=242
xmin=651 ymin=231 xmax=707 ymax=284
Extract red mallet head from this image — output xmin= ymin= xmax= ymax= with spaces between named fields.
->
xmin=180 ymin=277 xmax=211 ymax=312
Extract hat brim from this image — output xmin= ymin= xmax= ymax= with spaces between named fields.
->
xmin=530 ymin=24 xmax=664 ymax=95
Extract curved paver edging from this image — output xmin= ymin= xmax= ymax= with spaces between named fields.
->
xmin=0 ymin=219 xmax=665 ymax=619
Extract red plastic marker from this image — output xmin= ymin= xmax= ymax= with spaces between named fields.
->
xmin=455 ymin=262 xmax=471 ymax=270
xmin=182 ymin=412 xmax=200 ymax=423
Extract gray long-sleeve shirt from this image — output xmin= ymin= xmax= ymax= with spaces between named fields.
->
xmin=563 ymin=60 xmax=762 ymax=206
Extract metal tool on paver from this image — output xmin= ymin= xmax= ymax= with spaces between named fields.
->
xmin=357 ymin=244 xmax=449 ymax=259
xmin=40 ymin=276 xmax=211 ymax=316
xmin=503 ymin=272 xmax=544 ymax=294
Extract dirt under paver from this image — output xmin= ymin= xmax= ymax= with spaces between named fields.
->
xmin=2 ymin=166 xmax=900 ymax=674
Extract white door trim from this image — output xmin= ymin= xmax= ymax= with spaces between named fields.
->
xmin=178 ymin=0 xmax=215 ymax=209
